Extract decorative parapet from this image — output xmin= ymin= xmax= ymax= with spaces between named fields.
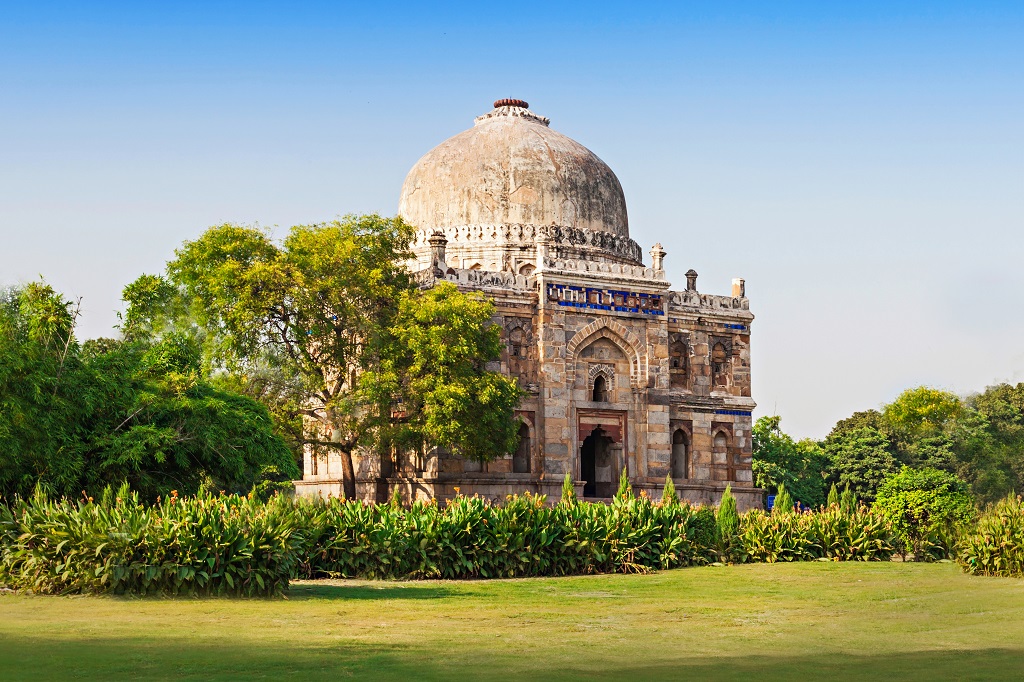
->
xmin=414 ymin=266 xmax=536 ymax=291
xmin=668 ymin=290 xmax=750 ymax=312
xmin=411 ymin=223 xmax=643 ymax=264
xmin=541 ymin=257 xmax=666 ymax=282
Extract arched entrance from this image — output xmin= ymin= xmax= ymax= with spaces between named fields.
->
xmin=577 ymin=409 xmax=627 ymax=499
xmin=580 ymin=427 xmax=614 ymax=498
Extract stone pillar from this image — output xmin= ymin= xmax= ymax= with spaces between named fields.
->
xmin=428 ymin=231 xmax=448 ymax=273
xmin=732 ymin=278 xmax=745 ymax=298
xmin=685 ymin=269 xmax=699 ymax=292
xmin=536 ymin=233 xmax=550 ymax=272
xmin=650 ymin=243 xmax=666 ymax=272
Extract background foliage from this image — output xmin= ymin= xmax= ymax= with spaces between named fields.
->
xmin=0 ymin=282 xmax=296 ymax=501
xmin=754 ymin=383 xmax=1024 ymax=507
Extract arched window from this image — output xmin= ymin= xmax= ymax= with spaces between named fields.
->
xmin=712 ymin=431 xmax=729 ymax=473
xmin=513 ymin=422 xmax=530 ymax=473
xmin=593 ymin=375 xmax=609 ymax=402
xmin=671 ymin=429 xmax=688 ymax=479
xmin=669 ymin=341 xmax=688 ymax=389
xmin=712 ymin=343 xmax=729 ymax=387
xmin=509 ymin=328 xmax=526 ymax=358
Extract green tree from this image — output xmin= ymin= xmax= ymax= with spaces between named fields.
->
xmin=961 ymin=383 xmax=1024 ymax=504
xmin=0 ymin=282 xmax=296 ymax=500
xmin=138 ymin=217 xmax=414 ymax=499
xmin=827 ymin=483 xmax=840 ymax=508
xmin=883 ymin=387 xmax=964 ymax=439
xmin=873 ymin=466 xmax=975 ymax=557
xmin=0 ymin=282 xmax=87 ymax=495
xmin=752 ymin=415 xmax=828 ymax=508
xmin=662 ymin=474 xmax=677 ymax=505
xmin=560 ymin=472 xmax=576 ymax=504
xmin=83 ymin=334 xmax=298 ymax=500
xmin=366 ymin=282 xmax=522 ymax=466
xmin=615 ymin=467 xmax=632 ymax=501
xmin=135 ymin=216 xmax=523 ymax=499
xmin=822 ymin=425 xmax=900 ymax=503
xmin=882 ymin=387 xmax=966 ymax=473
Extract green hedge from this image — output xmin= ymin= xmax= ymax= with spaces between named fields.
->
xmin=0 ymin=486 xmax=298 ymax=596
xmin=958 ymin=494 xmax=1024 ymax=578
xmin=293 ymin=493 xmax=717 ymax=580
xmin=734 ymin=506 xmax=896 ymax=563
xmin=6 ymin=489 xmax=1019 ymax=596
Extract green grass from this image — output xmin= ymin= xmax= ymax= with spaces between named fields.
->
xmin=1 ymin=562 xmax=1023 ymax=680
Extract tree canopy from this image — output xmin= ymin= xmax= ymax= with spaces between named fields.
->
xmin=760 ymin=384 xmax=1024 ymax=508
xmin=126 ymin=215 xmax=523 ymax=499
xmin=752 ymin=415 xmax=828 ymax=508
xmin=0 ymin=282 xmax=296 ymax=501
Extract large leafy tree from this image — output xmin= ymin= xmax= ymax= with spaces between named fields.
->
xmin=141 ymin=216 xmax=413 ymax=499
xmin=0 ymin=282 xmax=295 ymax=500
xmin=0 ymin=282 xmax=88 ymax=495
xmin=883 ymin=387 xmax=965 ymax=472
xmin=821 ymin=386 xmax=1024 ymax=505
xmin=365 ymin=282 xmax=523 ymax=464
xmin=822 ymin=424 xmax=900 ymax=503
xmin=132 ymin=215 xmax=522 ymax=498
xmin=961 ymin=383 xmax=1024 ymax=503
xmin=751 ymin=415 xmax=829 ymax=508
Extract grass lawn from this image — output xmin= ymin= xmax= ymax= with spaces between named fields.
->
xmin=1 ymin=562 xmax=1023 ymax=680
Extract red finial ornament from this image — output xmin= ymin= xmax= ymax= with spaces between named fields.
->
xmin=494 ymin=98 xmax=529 ymax=109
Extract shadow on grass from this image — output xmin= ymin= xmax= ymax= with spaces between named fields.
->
xmin=0 ymin=634 xmax=1022 ymax=681
xmin=288 ymin=581 xmax=469 ymax=601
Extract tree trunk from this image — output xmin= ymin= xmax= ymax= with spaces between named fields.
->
xmin=328 ymin=410 xmax=357 ymax=500
xmin=339 ymin=447 xmax=357 ymax=500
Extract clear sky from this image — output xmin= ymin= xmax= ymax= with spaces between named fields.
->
xmin=2 ymin=2 xmax=1022 ymax=438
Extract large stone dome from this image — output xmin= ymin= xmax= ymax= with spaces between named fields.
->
xmin=399 ymin=99 xmax=642 ymax=272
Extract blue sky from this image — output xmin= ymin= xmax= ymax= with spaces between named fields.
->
xmin=2 ymin=2 xmax=1022 ymax=437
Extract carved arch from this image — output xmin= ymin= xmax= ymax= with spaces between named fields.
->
xmin=587 ymin=363 xmax=616 ymax=387
xmin=566 ymin=319 xmax=646 ymax=388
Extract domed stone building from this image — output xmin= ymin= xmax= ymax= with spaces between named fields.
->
xmin=297 ymin=99 xmax=760 ymax=509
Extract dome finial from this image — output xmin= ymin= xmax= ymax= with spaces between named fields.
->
xmin=494 ymin=98 xmax=529 ymax=109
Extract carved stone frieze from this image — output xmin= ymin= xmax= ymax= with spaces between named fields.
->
xmin=669 ymin=290 xmax=749 ymax=311
xmin=411 ymin=223 xmax=644 ymax=264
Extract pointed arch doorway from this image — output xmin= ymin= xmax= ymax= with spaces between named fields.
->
xmin=577 ymin=409 xmax=627 ymax=499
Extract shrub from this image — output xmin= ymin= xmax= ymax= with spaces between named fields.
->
xmin=827 ymin=483 xmax=840 ymax=508
xmin=840 ymin=485 xmax=857 ymax=514
xmin=560 ymin=473 xmax=576 ymax=504
xmin=0 ymin=486 xmax=297 ymax=596
xmin=773 ymin=484 xmax=794 ymax=515
xmin=739 ymin=505 xmax=896 ymax=563
xmin=958 ymin=494 xmax=1024 ymax=577
xmin=0 ymin=488 xmax=941 ymax=594
xmin=289 ymin=492 xmax=716 ymax=580
xmin=690 ymin=506 xmax=718 ymax=551
xmin=615 ymin=467 xmax=632 ymax=501
xmin=716 ymin=485 xmax=740 ymax=559
xmin=661 ymin=475 xmax=677 ymax=506
xmin=873 ymin=467 xmax=975 ymax=560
